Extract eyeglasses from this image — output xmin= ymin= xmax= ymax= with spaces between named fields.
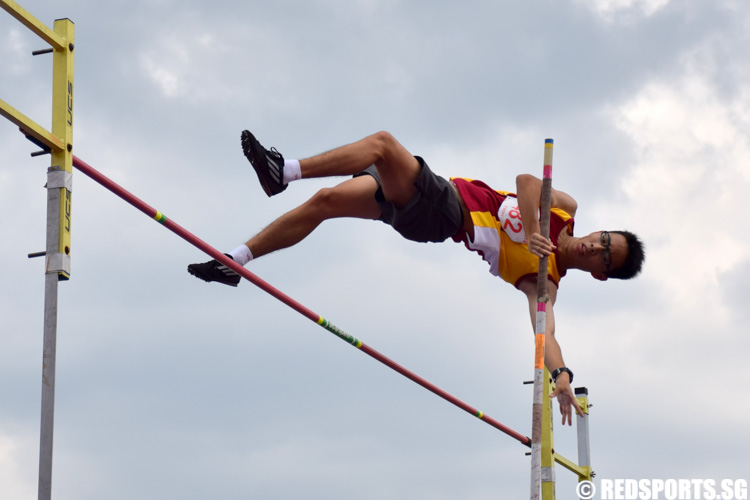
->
xmin=601 ymin=231 xmax=612 ymax=272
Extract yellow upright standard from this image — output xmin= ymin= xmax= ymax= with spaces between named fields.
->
xmin=0 ymin=0 xmax=74 ymax=279
xmin=49 ymin=17 xmax=75 ymax=280
xmin=537 ymin=373 xmax=594 ymax=499
xmin=0 ymin=3 xmax=74 ymax=500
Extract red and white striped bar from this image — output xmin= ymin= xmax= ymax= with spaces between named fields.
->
xmin=71 ymin=155 xmax=531 ymax=447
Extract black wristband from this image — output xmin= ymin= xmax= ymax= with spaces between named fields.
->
xmin=551 ymin=367 xmax=574 ymax=384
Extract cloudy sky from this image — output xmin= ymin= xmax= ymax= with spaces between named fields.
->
xmin=2 ymin=0 xmax=749 ymax=498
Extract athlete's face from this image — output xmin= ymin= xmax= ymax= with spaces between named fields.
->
xmin=574 ymin=231 xmax=628 ymax=280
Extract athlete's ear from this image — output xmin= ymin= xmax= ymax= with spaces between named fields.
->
xmin=591 ymin=272 xmax=608 ymax=281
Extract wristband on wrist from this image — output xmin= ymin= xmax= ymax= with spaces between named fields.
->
xmin=551 ymin=367 xmax=574 ymax=384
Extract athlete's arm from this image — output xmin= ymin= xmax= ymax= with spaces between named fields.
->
xmin=516 ymin=174 xmax=578 ymax=217
xmin=518 ymin=279 xmax=584 ymax=425
xmin=516 ymin=174 xmax=577 ymax=257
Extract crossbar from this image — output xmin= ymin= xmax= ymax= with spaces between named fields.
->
xmin=0 ymin=0 xmax=65 ymax=50
xmin=0 ymin=101 xmax=66 ymax=152
xmin=71 ymin=155 xmax=532 ymax=447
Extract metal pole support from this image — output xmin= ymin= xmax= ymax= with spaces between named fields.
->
xmin=575 ymin=387 xmax=593 ymax=481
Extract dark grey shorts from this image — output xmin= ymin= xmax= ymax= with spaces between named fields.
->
xmin=354 ymin=157 xmax=463 ymax=243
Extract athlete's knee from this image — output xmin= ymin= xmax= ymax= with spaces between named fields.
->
xmin=308 ymin=186 xmax=346 ymax=217
xmin=368 ymin=130 xmax=399 ymax=158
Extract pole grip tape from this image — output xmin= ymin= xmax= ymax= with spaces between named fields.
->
xmin=534 ymin=334 xmax=545 ymax=369
xmin=543 ymin=139 xmax=553 ymax=179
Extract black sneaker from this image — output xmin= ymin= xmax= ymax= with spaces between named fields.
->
xmin=187 ymin=255 xmax=241 ymax=287
xmin=241 ymin=130 xmax=287 ymax=197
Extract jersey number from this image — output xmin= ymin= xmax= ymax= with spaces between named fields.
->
xmin=503 ymin=207 xmax=523 ymax=233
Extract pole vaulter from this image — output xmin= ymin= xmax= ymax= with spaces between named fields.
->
xmin=70 ymin=154 xmax=531 ymax=447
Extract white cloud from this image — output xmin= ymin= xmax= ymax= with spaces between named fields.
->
xmin=0 ymin=434 xmax=35 ymax=499
xmin=421 ymin=123 xmax=544 ymax=187
xmin=577 ymin=0 xmax=672 ymax=20
xmin=2 ymin=28 xmax=31 ymax=75
xmin=138 ymin=35 xmax=191 ymax=98
xmin=137 ymin=31 xmax=241 ymax=102
xmin=588 ymin=40 xmax=750 ymax=437
xmin=608 ymin=51 xmax=750 ymax=311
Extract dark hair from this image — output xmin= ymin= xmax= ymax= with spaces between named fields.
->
xmin=606 ymin=230 xmax=645 ymax=280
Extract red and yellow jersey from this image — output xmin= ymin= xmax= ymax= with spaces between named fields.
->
xmin=450 ymin=177 xmax=575 ymax=288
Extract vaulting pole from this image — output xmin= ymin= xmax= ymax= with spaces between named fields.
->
xmin=71 ymin=155 xmax=531 ymax=447
xmin=530 ymin=139 xmax=554 ymax=500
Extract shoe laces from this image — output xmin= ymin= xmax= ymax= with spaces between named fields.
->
xmin=268 ymin=147 xmax=283 ymax=162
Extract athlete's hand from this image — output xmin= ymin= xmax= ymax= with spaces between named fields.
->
xmin=550 ymin=377 xmax=584 ymax=426
xmin=528 ymin=232 xmax=556 ymax=258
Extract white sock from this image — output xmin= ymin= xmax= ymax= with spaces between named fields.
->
xmin=282 ymin=159 xmax=301 ymax=184
xmin=228 ymin=245 xmax=253 ymax=266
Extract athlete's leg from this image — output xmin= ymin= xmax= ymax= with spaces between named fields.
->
xmin=187 ymin=175 xmax=381 ymax=286
xmin=189 ymin=132 xmax=422 ymax=286
xmin=246 ymin=174 xmax=381 ymax=259
xmin=300 ymin=131 xmax=421 ymax=208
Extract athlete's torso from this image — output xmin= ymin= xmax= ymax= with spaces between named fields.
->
xmin=450 ymin=177 xmax=575 ymax=288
